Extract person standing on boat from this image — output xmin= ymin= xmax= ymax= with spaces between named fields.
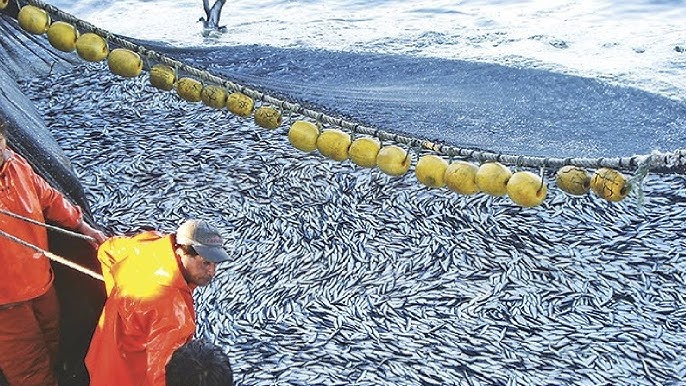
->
xmin=85 ymin=219 xmax=231 ymax=386
xmin=0 ymin=122 xmax=107 ymax=386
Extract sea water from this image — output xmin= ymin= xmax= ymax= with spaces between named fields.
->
xmin=49 ymin=0 xmax=686 ymax=102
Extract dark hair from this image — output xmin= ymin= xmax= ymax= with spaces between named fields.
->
xmin=0 ymin=120 xmax=6 ymax=138
xmin=166 ymin=340 xmax=234 ymax=386
xmin=177 ymin=244 xmax=199 ymax=257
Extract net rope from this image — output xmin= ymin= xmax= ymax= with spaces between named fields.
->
xmin=0 ymin=228 xmax=104 ymax=281
xmin=21 ymin=0 xmax=686 ymax=174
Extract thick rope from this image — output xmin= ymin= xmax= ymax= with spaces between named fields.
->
xmin=21 ymin=0 xmax=686 ymax=174
xmin=628 ymin=155 xmax=653 ymax=207
xmin=0 ymin=208 xmax=96 ymax=243
xmin=0 ymin=228 xmax=104 ymax=281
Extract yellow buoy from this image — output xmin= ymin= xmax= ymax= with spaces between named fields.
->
xmin=75 ymin=33 xmax=109 ymax=62
xmin=254 ymin=106 xmax=282 ymax=129
xmin=176 ymin=77 xmax=203 ymax=102
xmin=555 ymin=165 xmax=590 ymax=196
xmin=107 ymin=48 xmax=142 ymax=78
xmin=377 ymin=145 xmax=411 ymax=176
xmin=590 ymin=167 xmax=630 ymax=202
xmin=149 ymin=65 xmax=176 ymax=91
xmin=507 ymin=171 xmax=547 ymax=207
xmin=0 ymin=0 xmax=9 ymax=11
xmin=201 ymin=85 xmax=228 ymax=110
xmin=317 ymin=129 xmax=351 ymax=161
xmin=288 ymin=121 xmax=320 ymax=152
xmin=475 ymin=162 xmax=512 ymax=196
xmin=348 ymin=137 xmax=381 ymax=168
xmin=415 ymin=154 xmax=448 ymax=188
xmin=226 ymin=92 xmax=254 ymax=117
xmin=46 ymin=21 xmax=79 ymax=52
xmin=444 ymin=161 xmax=479 ymax=195
xmin=17 ymin=5 xmax=51 ymax=35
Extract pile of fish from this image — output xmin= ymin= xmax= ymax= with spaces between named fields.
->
xmin=19 ymin=64 xmax=686 ymax=385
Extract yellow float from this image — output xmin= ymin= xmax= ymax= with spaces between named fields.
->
xmin=75 ymin=33 xmax=109 ymax=62
xmin=47 ymin=21 xmax=79 ymax=52
xmin=555 ymin=165 xmax=590 ymax=196
xmin=107 ymin=48 xmax=142 ymax=78
xmin=200 ymin=85 xmax=228 ymax=110
xmin=415 ymin=155 xmax=448 ymax=188
xmin=176 ymin=77 xmax=203 ymax=102
xmin=444 ymin=161 xmax=479 ymax=195
xmin=317 ymin=129 xmax=351 ymax=161
xmin=0 ymin=0 xmax=8 ymax=11
xmin=507 ymin=171 xmax=547 ymax=207
xmin=149 ymin=65 xmax=176 ymax=91
xmin=226 ymin=92 xmax=254 ymax=117
xmin=17 ymin=5 xmax=50 ymax=35
xmin=288 ymin=121 xmax=320 ymax=152
xmin=377 ymin=145 xmax=411 ymax=177
xmin=348 ymin=137 xmax=381 ymax=168
xmin=254 ymin=106 xmax=282 ymax=129
xmin=475 ymin=162 xmax=512 ymax=196
xmin=590 ymin=167 xmax=630 ymax=202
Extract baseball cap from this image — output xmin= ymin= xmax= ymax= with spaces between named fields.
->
xmin=176 ymin=219 xmax=230 ymax=263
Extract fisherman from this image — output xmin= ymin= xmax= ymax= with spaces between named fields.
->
xmin=0 ymin=121 xmax=107 ymax=386
xmin=85 ymin=219 xmax=231 ymax=386
xmin=166 ymin=339 xmax=234 ymax=386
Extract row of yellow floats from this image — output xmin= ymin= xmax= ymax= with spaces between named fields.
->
xmin=14 ymin=4 xmax=632 ymax=208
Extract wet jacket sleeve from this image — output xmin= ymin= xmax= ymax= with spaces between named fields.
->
xmin=29 ymin=165 xmax=82 ymax=229
xmin=97 ymin=236 xmax=131 ymax=295
xmin=142 ymin=294 xmax=194 ymax=386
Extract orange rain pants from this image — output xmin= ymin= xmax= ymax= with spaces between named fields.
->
xmin=0 ymin=286 xmax=59 ymax=386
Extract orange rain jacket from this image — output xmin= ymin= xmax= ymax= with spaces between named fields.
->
xmin=0 ymin=149 xmax=83 ymax=305
xmin=86 ymin=231 xmax=197 ymax=386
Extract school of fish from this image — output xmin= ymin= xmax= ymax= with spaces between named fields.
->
xmin=18 ymin=64 xmax=686 ymax=386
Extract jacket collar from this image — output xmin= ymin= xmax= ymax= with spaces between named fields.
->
xmin=150 ymin=235 xmax=194 ymax=292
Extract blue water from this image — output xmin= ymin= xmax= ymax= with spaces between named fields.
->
xmin=48 ymin=0 xmax=686 ymax=157
xmin=50 ymin=0 xmax=686 ymax=97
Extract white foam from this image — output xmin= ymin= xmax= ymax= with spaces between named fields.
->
xmin=51 ymin=0 xmax=686 ymax=101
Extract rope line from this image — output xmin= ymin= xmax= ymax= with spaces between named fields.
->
xmin=0 ymin=228 xmax=104 ymax=282
xmin=21 ymin=0 xmax=686 ymax=174
xmin=628 ymin=155 xmax=653 ymax=207
xmin=0 ymin=208 xmax=96 ymax=243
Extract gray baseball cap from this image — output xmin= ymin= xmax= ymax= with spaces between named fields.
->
xmin=176 ymin=219 xmax=230 ymax=263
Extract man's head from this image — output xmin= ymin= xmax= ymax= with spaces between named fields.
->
xmin=166 ymin=340 xmax=234 ymax=386
xmin=175 ymin=219 xmax=230 ymax=287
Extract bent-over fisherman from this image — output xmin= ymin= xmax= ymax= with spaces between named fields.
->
xmin=85 ymin=219 xmax=231 ymax=386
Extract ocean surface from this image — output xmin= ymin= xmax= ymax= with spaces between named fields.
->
xmin=47 ymin=0 xmax=686 ymax=158
xmin=51 ymin=0 xmax=686 ymax=101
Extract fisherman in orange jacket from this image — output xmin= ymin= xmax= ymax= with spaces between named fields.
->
xmin=0 ymin=122 xmax=107 ymax=386
xmin=85 ymin=219 xmax=231 ymax=386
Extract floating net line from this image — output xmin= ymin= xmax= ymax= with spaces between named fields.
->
xmin=17 ymin=0 xmax=686 ymax=178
